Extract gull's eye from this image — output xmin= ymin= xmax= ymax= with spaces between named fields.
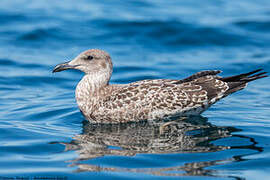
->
xmin=86 ymin=55 xmax=93 ymax=60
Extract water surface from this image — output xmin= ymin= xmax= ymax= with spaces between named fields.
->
xmin=0 ymin=0 xmax=270 ymax=179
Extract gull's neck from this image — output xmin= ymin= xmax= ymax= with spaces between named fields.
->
xmin=75 ymin=71 xmax=111 ymax=112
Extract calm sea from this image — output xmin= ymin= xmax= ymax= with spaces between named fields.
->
xmin=0 ymin=0 xmax=270 ymax=179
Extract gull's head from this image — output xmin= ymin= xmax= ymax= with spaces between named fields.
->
xmin=53 ymin=49 xmax=113 ymax=75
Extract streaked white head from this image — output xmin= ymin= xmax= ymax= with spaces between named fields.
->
xmin=53 ymin=49 xmax=113 ymax=86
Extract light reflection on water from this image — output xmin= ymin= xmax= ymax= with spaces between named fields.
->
xmin=53 ymin=116 xmax=262 ymax=179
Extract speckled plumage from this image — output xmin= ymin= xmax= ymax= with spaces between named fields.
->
xmin=53 ymin=49 xmax=267 ymax=123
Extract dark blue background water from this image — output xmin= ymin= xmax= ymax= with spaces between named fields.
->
xmin=1 ymin=0 xmax=270 ymax=179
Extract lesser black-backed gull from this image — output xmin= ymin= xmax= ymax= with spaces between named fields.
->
xmin=53 ymin=49 xmax=267 ymax=123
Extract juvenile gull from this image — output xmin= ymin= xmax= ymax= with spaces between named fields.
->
xmin=53 ymin=49 xmax=267 ymax=123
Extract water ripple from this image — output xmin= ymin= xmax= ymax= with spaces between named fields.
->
xmin=0 ymin=0 xmax=269 ymax=179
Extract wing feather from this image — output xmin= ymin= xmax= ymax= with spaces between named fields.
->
xmin=95 ymin=76 xmax=228 ymax=122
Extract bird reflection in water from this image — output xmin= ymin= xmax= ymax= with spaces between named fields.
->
xmin=53 ymin=116 xmax=262 ymax=178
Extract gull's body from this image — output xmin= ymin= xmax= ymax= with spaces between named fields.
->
xmin=53 ymin=49 xmax=267 ymax=123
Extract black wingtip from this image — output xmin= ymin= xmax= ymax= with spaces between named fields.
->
xmin=240 ymin=69 xmax=268 ymax=82
xmin=243 ymin=74 xmax=268 ymax=82
xmin=221 ymin=68 xmax=267 ymax=82
xmin=244 ymin=68 xmax=263 ymax=77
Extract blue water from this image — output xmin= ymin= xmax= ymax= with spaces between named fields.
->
xmin=0 ymin=0 xmax=270 ymax=179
